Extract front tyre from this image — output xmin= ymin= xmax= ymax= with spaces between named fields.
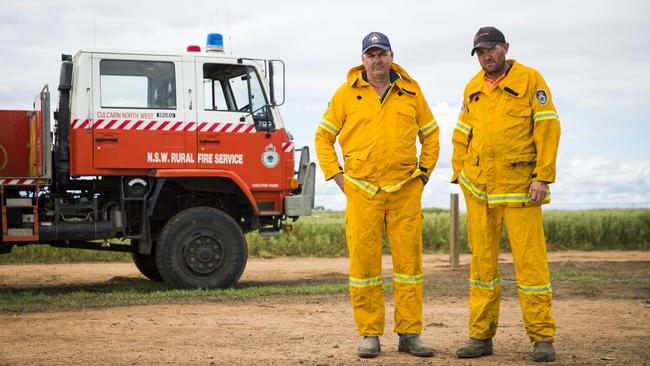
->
xmin=156 ymin=207 xmax=247 ymax=289
xmin=131 ymin=242 xmax=163 ymax=283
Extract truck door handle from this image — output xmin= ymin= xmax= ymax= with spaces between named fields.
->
xmin=199 ymin=139 xmax=220 ymax=144
xmin=95 ymin=137 xmax=118 ymax=142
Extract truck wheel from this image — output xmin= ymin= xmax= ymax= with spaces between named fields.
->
xmin=156 ymin=207 xmax=247 ymax=289
xmin=131 ymin=246 xmax=163 ymax=282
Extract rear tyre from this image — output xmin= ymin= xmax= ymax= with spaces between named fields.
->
xmin=131 ymin=244 xmax=163 ymax=282
xmin=156 ymin=207 xmax=247 ymax=289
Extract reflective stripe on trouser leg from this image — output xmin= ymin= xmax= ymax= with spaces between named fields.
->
xmin=462 ymin=186 xmax=503 ymax=340
xmin=505 ymin=205 xmax=556 ymax=342
xmin=345 ymin=180 xmax=386 ymax=336
xmin=386 ymin=178 xmax=424 ymax=334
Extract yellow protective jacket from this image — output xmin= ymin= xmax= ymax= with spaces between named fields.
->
xmin=451 ymin=60 xmax=560 ymax=207
xmin=315 ymin=63 xmax=440 ymax=197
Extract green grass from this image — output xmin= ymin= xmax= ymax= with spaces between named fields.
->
xmin=0 ymin=278 xmax=350 ymax=313
xmin=551 ymin=270 xmax=611 ymax=282
xmin=1 ymin=209 xmax=648 ymax=264
xmin=248 ymin=208 xmax=650 ymax=256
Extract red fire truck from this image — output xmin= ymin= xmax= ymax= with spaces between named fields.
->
xmin=0 ymin=34 xmax=315 ymax=289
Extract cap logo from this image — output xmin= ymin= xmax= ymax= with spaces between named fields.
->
xmin=474 ymin=32 xmax=490 ymax=42
xmin=369 ymin=34 xmax=381 ymax=44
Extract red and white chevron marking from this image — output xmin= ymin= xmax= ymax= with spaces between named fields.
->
xmin=282 ymin=142 xmax=295 ymax=152
xmin=197 ymin=122 xmax=256 ymax=133
xmin=71 ymin=119 xmax=257 ymax=133
xmin=71 ymin=119 xmax=90 ymax=129
xmin=0 ymin=179 xmax=47 ymax=185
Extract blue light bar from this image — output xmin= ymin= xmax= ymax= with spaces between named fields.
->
xmin=206 ymin=33 xmax=224 ymax=52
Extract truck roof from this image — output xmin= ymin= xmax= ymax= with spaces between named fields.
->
xmin=73 ymin=48 xmax=264 ymax=64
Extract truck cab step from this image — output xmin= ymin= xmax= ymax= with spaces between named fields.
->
xmin=5 ymin=198 xmax=33 ymax=207
xmin=258 ymin=227 xmax=281 ymax=236
xmin=7 ymin=228 xmax=34 ymax=236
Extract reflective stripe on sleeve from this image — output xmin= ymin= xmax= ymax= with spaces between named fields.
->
xmin=455 ymin=120 xmax=472 ymax=135
xmin=518 ymin=282 xmax=553 ymax=295
xmin=470 ymin=277 xmax=501 ymax=290
xmin=318 ymin=119 xmax=340 ymax=135
xmin=393 ymin=273 xmax=423 ymax=284
xmin=459 ymin=171 xmax=488 ymax=200
xmin=487 ymin=191 xmax=551 ymax=205
xmin=533 ymin=111 xmax=559 ymax=123
xmin=381 ymin=177 xmax=413 ymax=192
xmin=419 ymin=119 xmax=439 ymax=137
xmin=460 ymin=171 xmax=552 ymax=205
xmin=349 ymin=275 xmax=383 ymax=288
xmin=343 ymin=174 xmax=379 ymax=195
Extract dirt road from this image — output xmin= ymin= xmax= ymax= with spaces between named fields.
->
xmin=1 ymin=251 xmax=649 ymax=365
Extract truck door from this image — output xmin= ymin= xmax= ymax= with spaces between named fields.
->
xmin=92 ymin=55 xmax=196 ymax=169
xmin=195 ymin=60 xmax=283 ymax=188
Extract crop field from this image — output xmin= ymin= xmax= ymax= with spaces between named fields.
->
xmin=1 ymin=209 xmax=648 ymax=264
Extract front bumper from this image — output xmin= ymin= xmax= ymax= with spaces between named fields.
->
xmin=284 ymin=146 xmax=315 ymax=217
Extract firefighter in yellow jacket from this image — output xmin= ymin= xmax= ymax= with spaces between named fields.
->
xmin=315 ymin=32 xmax=439 ymax=358
xmin=452 ymin=27 xmax=560 ymax=362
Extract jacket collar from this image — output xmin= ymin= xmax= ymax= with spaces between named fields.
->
xmin=347 ymin=62 xmax=418 ymax=95
xmin=467 ymin=59 xmax=527 ymax=97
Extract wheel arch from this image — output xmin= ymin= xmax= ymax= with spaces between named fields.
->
xmin=147 ymin=170 xmax=260 ymax=234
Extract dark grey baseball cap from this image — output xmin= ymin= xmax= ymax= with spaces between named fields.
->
xmin=362 ymin=32 xmax=391 ymax=53
xmin=471 ymin=26 xmax=506 ymax=55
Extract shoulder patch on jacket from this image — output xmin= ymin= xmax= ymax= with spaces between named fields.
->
xmin=535 ymin=89 xmax=548 ymax=105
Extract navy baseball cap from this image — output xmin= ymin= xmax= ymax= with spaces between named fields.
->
xmin=362 ymin=32 xmax=391 ymax=53
xmin=471 ymin=26 xmax=506 ymax=55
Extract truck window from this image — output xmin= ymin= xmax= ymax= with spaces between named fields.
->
xmin=246 ymin=69 xmax=269 ymax=119
xmin=100 ymin=60 xmax=176 ymax=109
xmin=202 ymin=63 xmax=270 ymax=120
xmin=203 ymin=79 xmax=228 ymax=111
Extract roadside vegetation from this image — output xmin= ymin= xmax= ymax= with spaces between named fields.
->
xmin=1 ymin=209 xmax=648 ymax=264
xmin=0 ymin=278 xmax=350 ymax=312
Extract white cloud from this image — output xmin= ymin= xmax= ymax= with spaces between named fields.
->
xmin=550 ymin=157 xmax=650 ymax=209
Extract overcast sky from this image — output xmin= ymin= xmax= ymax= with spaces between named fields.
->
xmin=1 ymin=0 xmax=649 ymax=210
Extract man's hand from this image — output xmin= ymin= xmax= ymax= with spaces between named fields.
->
xmin=529 ymin=180 xmax=549 ymax=204
xmin=332 ymin=173 xmax=345 ymax=193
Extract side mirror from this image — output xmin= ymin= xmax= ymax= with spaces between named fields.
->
xmin=268 ymin=59 xmax=285 ymax=106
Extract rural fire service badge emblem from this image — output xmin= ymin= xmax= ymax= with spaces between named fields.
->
xmin=261 ymin=144 xmax=279 ymax=168
xmin=536 ymin=89 xmax=548 ymax=105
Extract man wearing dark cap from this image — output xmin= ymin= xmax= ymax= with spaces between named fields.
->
xmin=315 ymin=32 xmax=439 ymax=358
xmin=451 ymin=26 xmax=560 ymax=362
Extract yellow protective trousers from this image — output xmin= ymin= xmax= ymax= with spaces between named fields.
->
xmin=462 ymin=187 xmax=555 ymax=342
xmin=345 ymin=177 xmax=424 ymax=336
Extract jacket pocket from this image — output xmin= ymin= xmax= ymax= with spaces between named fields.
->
xmin=505 ymin=153 xmax=536 ymax=183
xmin=505 ymin=104 xmax=532 ymax=118
xmin=392 ymin=151 xmax=418 ymax=170
xmin=343 ymin=150 xmax=370 ymax=176
xmin=395 ymin=108 xmax=418 ymax=140
xmin=397 ymin=108 xmax=416 ymax=121
xmin=509 ymin=153 xmax=536 ymax=165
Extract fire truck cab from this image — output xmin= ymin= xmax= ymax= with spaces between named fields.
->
xmin=0 ymin=34 xmax=315 ymax=289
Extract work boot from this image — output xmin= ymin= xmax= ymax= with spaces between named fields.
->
xmin=398 ymin=334 xmax=434 ymax=357
xmin=357 ymin=336 xmax=380 ymax=358
xmin=532 ymin=342 xmax=556 ymax=362
xmin=456 ymin=337 xmax=493 ymax=358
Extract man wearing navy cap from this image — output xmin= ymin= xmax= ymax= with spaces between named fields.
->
xmin=452 ymin=26 xmax=560 ymax=362
xmin=315 ymin=32 xmax=440 ymax=358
